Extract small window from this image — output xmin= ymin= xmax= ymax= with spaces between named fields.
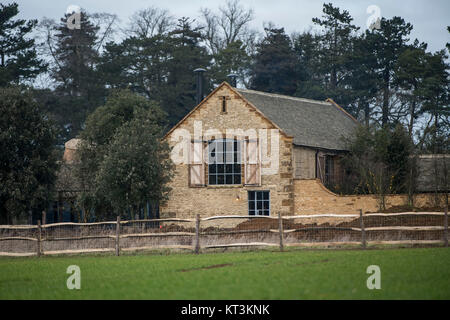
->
xmin=221 ymin=96 xmax=227 ymax=113
xmin=248 ymin=191 xmax=270 ymax=216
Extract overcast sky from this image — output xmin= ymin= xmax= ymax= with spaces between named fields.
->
xmin=13 ymin=0 xmax=450 ymax=53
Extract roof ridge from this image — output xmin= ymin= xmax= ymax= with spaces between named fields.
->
xmin=237 ymin=88 xmax=331 ymax=106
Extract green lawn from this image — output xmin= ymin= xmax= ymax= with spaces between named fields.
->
xmin=0 ymin=247 xmax=449 ymax=299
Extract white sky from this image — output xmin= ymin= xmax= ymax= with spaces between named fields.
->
xmin=13 ymin=0 xmax=450 ymax=53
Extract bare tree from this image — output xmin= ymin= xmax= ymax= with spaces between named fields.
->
xmin=126 ymin=7 xmax=174 ymax=38
xmin=90 ymin=12 xmax=119 ymax=52
xmin=35 ymin=11 xmax=118 ymax=89
xmin=35 ymin=18 xmax=61 ymax=88
xmin=200 ymin=0 xmax=257 ymax=55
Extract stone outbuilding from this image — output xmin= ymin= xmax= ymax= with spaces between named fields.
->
xmin=160 ymin=82 xmax=358 ymax=218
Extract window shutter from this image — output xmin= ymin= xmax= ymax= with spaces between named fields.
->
xmin=245 ymin=138 xmax=261 ymax=185
xmin=189 ymin=140 xmax=204 ymax=186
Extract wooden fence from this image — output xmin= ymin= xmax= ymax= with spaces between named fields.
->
xmin=0 ymin=208 xmax=448 ymax=257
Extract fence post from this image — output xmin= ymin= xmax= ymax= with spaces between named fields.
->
xmin=278 ymin=212 xmax=284 ymax=252
xmin=115 ymin=216 xmax=121 ymax=256
xmin=194 ymin=214 xmax=200 ymax=254
xmin=36 ymin=220 xmax=41 ymax=257
xmin=360 ymin=209 xmax=366 ymax=249
xmin=444 ymin=206 xmax=448 ymax=248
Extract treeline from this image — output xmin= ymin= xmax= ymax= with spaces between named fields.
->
xmin=2 ymin=1 xmax=448 ymax=149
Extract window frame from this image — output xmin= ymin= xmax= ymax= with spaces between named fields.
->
xmin=247 ymin=190 xmax=270 ymax=216
xmin=207 ymin=138 xmax=242 ymax=186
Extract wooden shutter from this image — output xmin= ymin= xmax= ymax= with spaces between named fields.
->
xmin=189 ymin=140 xmax=204 ymax=186
xmin=245 ymin=138 xmax=261 ymax=185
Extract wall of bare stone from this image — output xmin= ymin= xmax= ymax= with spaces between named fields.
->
xmin=294 ymin=179 xmax=447 ymax=214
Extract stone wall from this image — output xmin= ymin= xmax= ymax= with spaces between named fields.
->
xmin=161 ymin=83 xmax=295 ymax=221
xmin=294 ymin=179 xmax=446 ymax=214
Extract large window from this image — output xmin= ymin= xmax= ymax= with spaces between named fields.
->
xmin=248 ymin=191 xmax=270 ymax=216
xmin=208 ymin=139 xmax=241 ymax=185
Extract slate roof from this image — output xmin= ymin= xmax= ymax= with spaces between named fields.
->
xmin=237 ymin=88 xmax=358 ymax=151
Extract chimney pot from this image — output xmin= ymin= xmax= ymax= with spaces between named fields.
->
xmin=227 ymin=73 xmax=238 ymax=87
xmin=194 ymin=68 xmax=206 ymax=105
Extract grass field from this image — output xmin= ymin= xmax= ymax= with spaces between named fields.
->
xmin=0 ymin=247 xmax=449 ymax=299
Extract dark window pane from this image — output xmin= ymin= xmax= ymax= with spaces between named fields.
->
xmin=234 ymin=174 xmax=241 ymax=184
xmin=226 ymin=175 xmax=232 ymax=184
xmin=249 ymin=210 xmax=255 ymax=216
xmin=209 ymin=164 xmax=216 ymax=174
xmin=234 ymin=164 xmax=241 ymax=173
xmin=217 ymin=175 xmax=224 ymax=184
xmin=217 ymin=164 xmax=224 ymax=173
xmin=226 ymin=164 xmax=233 ymax=173
xmin=209 ymin=175 xmax=216 ymax=185
xmin=248 ymin=191 xmax=270 ymax=216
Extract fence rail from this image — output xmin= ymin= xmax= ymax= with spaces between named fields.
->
xmin=0 ymin=209 xmax=448 ymax=257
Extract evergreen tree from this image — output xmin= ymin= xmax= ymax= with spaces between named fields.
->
xmin=365 ymin=17 xmax=413 ymax=126
xmin=292 ymin=31 xmax=327 ymax=101
xmin=311 ymin=3 xmax=359 ymax=98
xmin=50 ymin=10 xmax=105 ymax=141
xmin=0 ymin=87 xmax=58 ymax=224
xmin=99 ymin=34 xmax=172 ymax=99
xmin=348 ymin=33 xmax=382 ymax=125
xmin=99 ymin=17 xmax=210 ymax=128
xmin=250 ymin=27 xmax=297 ymax=95
xmin=419 ymin=50 xmax=449 ymax=153
xmin=210 ymin=40 xmax=251 ymax=85
xmin=96 ymin=108 xmax=173 ymax=217
xmin=161 ymin=17 xmax=211 ymax=126
xmin=0 ymin=2 xmax=46 ymax=86
xmin=74 ymin=89 xmax=167 ymax=221
xmin=394 ymin=40 xmax=429 ymax=137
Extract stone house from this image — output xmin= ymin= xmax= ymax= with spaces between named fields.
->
xmin=160 ymin=82 xmax=358 ymax=219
